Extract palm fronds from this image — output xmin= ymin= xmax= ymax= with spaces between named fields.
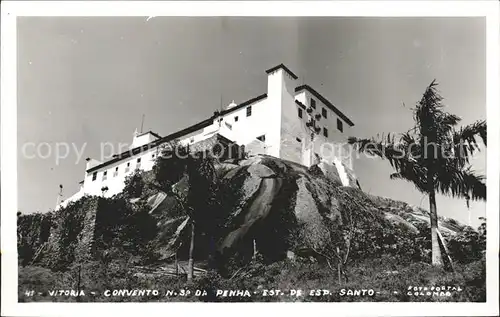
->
xmin=349 ymin=80 xmax=486 ymax=202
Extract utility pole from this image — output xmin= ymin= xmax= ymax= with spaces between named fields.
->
xmin=55 ymin=184 xmax=63 ymax=208
xmin=215 ymin=94 xmax=224 ymax=129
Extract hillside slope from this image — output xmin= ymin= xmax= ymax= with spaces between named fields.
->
xmin=18 ymin=155 xmax=486 ymax=302
xmin=140 ymin=154 xmax=465 ymax=268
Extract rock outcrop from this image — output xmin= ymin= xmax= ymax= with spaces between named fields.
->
xmin=18 ymin=154 xmax=466 ymax=270
xmin=148 ymin=154 xmax=464 ymax=265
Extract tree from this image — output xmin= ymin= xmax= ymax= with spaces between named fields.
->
xmin=154 ymin=141 xmax=220 ymax=282
xmin=123 ymin=170 xmax=145 ymax=199
xmin=101 ymin=186 xmax=109 ymax=196
xmin=348 ymin=80 xmax=486 ymax=267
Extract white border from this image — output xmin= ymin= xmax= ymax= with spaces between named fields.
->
xmin=1 ymin=1 xmax=499 ymax=316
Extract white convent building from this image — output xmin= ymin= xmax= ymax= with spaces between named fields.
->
xmin=56 ymin=64 xmax=356 ymax=210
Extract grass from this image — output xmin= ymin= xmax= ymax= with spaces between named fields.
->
xmin=18 ymin=255 xmax=485 ymax=302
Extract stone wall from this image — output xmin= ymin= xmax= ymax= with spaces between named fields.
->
xmin=73 ymin=197 xmax=101 ymax=262
xmin=37 ymin=196 xmax=101 ymax=269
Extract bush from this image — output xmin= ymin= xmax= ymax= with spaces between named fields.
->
xmin=123 ymin=171 xmax=146 ymax=199
xmin=38 ymin=196 xmax=95 ymax=271
xmin=17 ymin=212 xmax=53 ymax=266
xmin=123 ymin=170 xmax=158 ymax=200
xmin=19 ymin=252 xmax=485 ymax=302
xmin=448 ymin=223 xmax=486 ymax=264
xmin=19 ymin=266 xmax=58 ymax=302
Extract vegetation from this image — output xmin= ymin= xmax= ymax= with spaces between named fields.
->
xmin=17 ymin=127 xmax=487 ymax=302
xmin=17 ymin=212 xmax=53 ymax=266
xmin=38 ymin=197 xmax=92 ymax=271
xmin=19 ymin=254 xmax=485 ymax=302
xmin=448 ymin=218 xmax=486 ymax=265
xmin=152 ymin=141 xmax=236 ymax=282
xmin=348 ymin=80 xmax=486 ymax=267
xmin=19 ymin=183 xmax=487 ymax=302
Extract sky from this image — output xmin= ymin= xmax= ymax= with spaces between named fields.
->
xmin=16 ymin=17 xmax=486 ymax=227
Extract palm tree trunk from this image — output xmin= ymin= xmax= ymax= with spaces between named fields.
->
xmin=437 ymin=229 xmax=454 ymax=271
xmin=429 ymin=190 xmax=444 ymax=266
xmin=187 ymin=221 xmax=195 ymax=283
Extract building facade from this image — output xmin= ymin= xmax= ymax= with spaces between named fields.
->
xmin=56 ymin=64 xmax=355 ymax=210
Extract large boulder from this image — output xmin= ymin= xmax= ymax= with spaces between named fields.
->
xmin=18 ymin=154 xmax=467 ymax=272
xmin=147 ymin=154 xmax=464 ymax=266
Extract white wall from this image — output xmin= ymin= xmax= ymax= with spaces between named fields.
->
xmin=59 ymin=118 xmax=231 ymax=208
xmin=82 ymin=147 xmax=160 ymax=198
xmin=293 ymin=90 xmax=353 ymax=169
xmin=57 ymin=65 xmax=357 ymax=210
xmin=218 ymin=98 xmax=272 ymax=152
xmin=130 ymin=132 xmax=159 ymax=149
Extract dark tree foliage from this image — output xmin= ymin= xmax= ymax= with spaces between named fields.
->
xmin=17 ymin=212 xmax=53 ymax=266
xmin=153 ymin=140 xmax=241 ymax=277
xmin=448 ymin=219 xmax=486 ymax=264
xmin=123 ymin=170 xmax=146 ymax=199
xmin=93 ymin=196 xmax=157 ymax=257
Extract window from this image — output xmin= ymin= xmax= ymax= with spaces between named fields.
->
xmin=298 ymin=108 xmax=303 ymax=118
xmin=190 ymin=137 xmax=194 ymax=143
xmin=225 ymin=122 xmax=232 ymax=130
xmin=323 ymin=127 xmax=329 ymax=138
xmin=256 ymin=135 xmax=266 ymax=142
xmin=92 ymin=172 xmax=97 ymax=181
xmin=310 ymin=98 xmax=316 ymax=109
xmin=102 ymin=171 xmax=107 ymax=181
xmin=113 ymin=167 xmax=119 ymax=177
xmin=246 ymin=106 xmax=252 ymax=117
xmin=152 ymin=153 xmax=155 ymax=159
xmin=322 ymin=108 xmax=327 ymax=118
xmin=234 ymin=116 xmax=239 ymax=122
xmin=125 ymin=162 xmax=130 ymax=173
xmin=136 ymin=157 xmax=142 ymax=169
xmin=337 ymin=119 xmax=343 ymax=132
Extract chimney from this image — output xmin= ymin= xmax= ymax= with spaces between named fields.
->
xmin=85 ymin=157 xmax=102 ymax=170
xmin=226 ymin=100 xmax=237 ymax=109
xmin=264 ymin=64 xmax=299 ymax=158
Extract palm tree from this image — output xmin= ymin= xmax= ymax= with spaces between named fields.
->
xmin=348 ymin=80 xmax=486 ymax=267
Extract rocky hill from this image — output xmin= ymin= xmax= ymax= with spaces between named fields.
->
xmin=150 ymin=155 xmax=470 ymax=268
xmin=20 ymin=155 xmax=467 ymax=267
xmin=17 ymin=154 xmax=486 ymax=302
